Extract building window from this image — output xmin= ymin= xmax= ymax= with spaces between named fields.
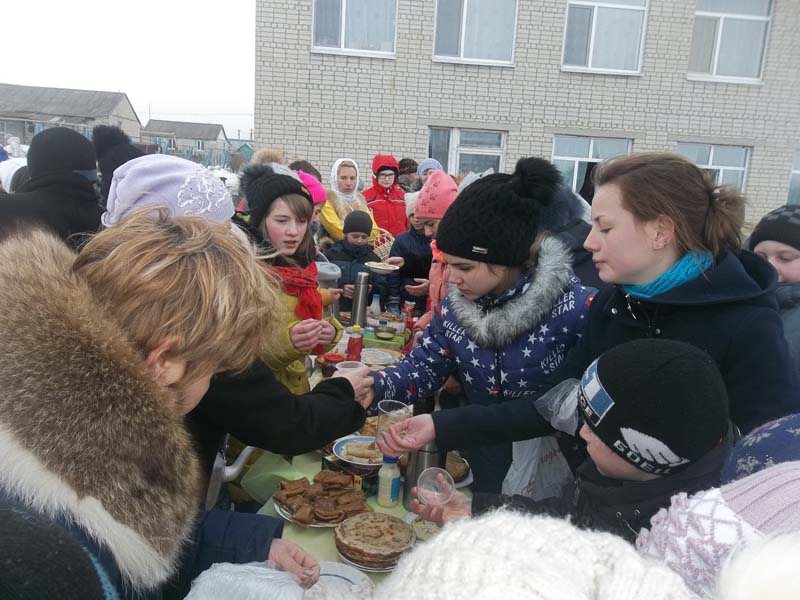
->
xmin=551 ymin=135 xmax=631 ymax=201
xmin=688 ymin=0 xmax=772 ymax=82
xmin=428 ymin=127 xmax=506 ymax=177
xmin=434 ymin=0 xmax=518 ymax=64
xmin=789 ymin=150 xmax=800 ymax=205
xmin=562 ymin=0 xmax=648 ymax=74
xmin=312 ymin=0 xmax=397 ymax=56
xmin=196 ymin=140 xmax=205 ymax=151
xmin=677 ymin=143 xmax=750 ymax=191
xmin=167 ymin=138 xmax=176 ymax=150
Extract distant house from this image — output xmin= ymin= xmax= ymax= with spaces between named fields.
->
xmin=0 ymin=82 xmax=141 ymax=144
xmin=228 ymin=139 xmax=255 ymax=162
xmin=141 ymin=119 xmax=231 ymax=167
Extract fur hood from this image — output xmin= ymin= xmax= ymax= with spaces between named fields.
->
xmin=325 ymin=187 xmax=370 ymax=218
xmin=0 ymin=230 xmax=201 ymax=591
xmin=448 ymin=235 xmax=575 ymax=348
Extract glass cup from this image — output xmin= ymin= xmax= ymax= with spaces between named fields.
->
xmin=376 ymin=399 xmax=413 ymax=446
xmin=415 ymin=467 xmax=456 ymax=506
xmin=334 ymin=360 xmax=366 ymax=374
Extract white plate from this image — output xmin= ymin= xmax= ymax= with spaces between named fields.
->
xmin=365 ymin=261 xmax=400 ymax=274
xmin=273 ymin=500 xmax=338 ymax=528
xmin=336 ymin=549 xmax=397 ymax=573
xmin=360 ymin=348 xmax=396 ymax=366
xmin=332 ymin=435 xmax=382 ymax=468
xmin=305 ymin=561 xmax=374 ymax=598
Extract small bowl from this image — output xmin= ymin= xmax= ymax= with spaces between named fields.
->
xmin=375 ymin=326 xmax=395 ymax=340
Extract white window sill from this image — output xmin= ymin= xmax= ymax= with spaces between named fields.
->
xmin=311 ymin=46 xmax=396 ymax=60
xmin=433 ymin=56 xmax=514 ymax=68
xmin=561 ymin=66 xmax=642 ymax=76
xmin=686 ymin=73 xmax=764 ymax=86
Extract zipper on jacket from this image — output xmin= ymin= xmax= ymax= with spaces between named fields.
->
xmin=492 ymin=351 xmax=503 ymax=398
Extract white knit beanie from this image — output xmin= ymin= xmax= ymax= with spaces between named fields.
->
xmin=405 ymin=191 xmax=420 ymax=218
xmin=375 ymin=510 xmax=696 ymax=600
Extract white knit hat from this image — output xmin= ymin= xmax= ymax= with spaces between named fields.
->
xmin=375 ymin=510 xmax=696 ymax=600
xmin=405 ymin=191 xmax=420 ymax=218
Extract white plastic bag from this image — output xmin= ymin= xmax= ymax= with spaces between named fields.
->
xmin=502 ymin=435 xmax=573 ymax=501
xmin=186 ymin=562 xmax=304 ymax=600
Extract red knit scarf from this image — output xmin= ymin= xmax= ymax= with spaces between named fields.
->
xmin=272 ymin=262 xmax=323 ymax=321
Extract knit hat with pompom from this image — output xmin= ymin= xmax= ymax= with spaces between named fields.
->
xmin=435 ymin=157 xmax=561 ymax=266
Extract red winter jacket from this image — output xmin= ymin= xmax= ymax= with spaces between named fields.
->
xmin=364 ymin=154 xmax=408 ymax=237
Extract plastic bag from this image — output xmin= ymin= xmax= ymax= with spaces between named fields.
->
xmin=186 ymin=561 xmax=304 ymax=600
xmin=502 ymin=435 xmax=573 ymax=501
xmin=502 ymin=379 xmax=580 ymax=501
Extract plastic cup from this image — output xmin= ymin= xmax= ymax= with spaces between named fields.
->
xmin=334 ymin=360 xmax=366 ymax=374
xmin=376 ymin=400 xmax=412 ymax=444
xmin=415 ymin=467 xmax=455 ymax=506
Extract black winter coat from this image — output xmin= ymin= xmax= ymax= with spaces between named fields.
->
xmin=433 ymin=250 xmax=800 ymax=454
xmin=323 ymin=240 xmax=388 ymax=310
xmin=0 ymin=172 xmax=103 ymax=248
xmin=472 ymin=428 xmax=733 ymax=542
xmin=186 ymin=359 xmax=366 ymax=482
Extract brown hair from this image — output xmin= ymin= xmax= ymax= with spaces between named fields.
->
xmin=592 ymin=152 xmax=745 ymax=256
xmin=289 ymin=160 xmax=321 ymax=182
xmin=74 ymin=209 xmax=278 ymax=386
xmin=261 ymin=192 xmax=317 ymax=266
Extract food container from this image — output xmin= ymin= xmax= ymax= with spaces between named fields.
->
xmin=366 ymin=312 xmax=405 ymax=334
xmin=374 ymin=322 xmax=396 ymax=340
xmin=320 ymin=353 xmax=345 ymax=378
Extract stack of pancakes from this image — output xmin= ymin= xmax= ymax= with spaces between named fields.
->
xmin=334 ymin=513 xmax=416 ymax=569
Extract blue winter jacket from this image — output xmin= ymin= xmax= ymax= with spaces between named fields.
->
xmin=431 ymin=250 xmax=800 ymax=457
xmin=372 ymin=237 xmax=595 ymax=492
xmin=388 ymin=227 xmax=432 ymax=309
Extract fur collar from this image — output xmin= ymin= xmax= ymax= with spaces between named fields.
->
xmin=448 ymin=236 xmax=574 ymax=348
xmin=0 ymin=230 xmax=201 ymax=591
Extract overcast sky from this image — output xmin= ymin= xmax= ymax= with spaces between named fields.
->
xmin=3 ymin=0 xmax=256 ymax=139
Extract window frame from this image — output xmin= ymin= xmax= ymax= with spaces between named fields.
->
xmin=789 ymin=149 xmax=800 ymax=205
xmin=551 ymin=134 xmax=633 ymax=192
xmin=560 ymin=0 xmax=649 ymax=76
xmin=677 ymin=142 xmax=751 ymax=192
xmin=310 ymin=0 xmax=399 ymax=59
xmin=429 ymin=126 xmax=508 ymax=176
xmin=196 ymin=139 xmax=205 ymax=151
xmin=686 ymin=3 xmax=773 ymax=85
xmin=431 ymin=0 xmax=520 ymax=67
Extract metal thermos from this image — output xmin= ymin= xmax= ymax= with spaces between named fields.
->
xmin=351 ymin=271 xmax=370 ymax=327
xmin=403 ymin=440 xmax=447 ymax=510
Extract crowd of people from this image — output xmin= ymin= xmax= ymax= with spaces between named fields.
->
xmin=0 ymin=124 xmax=798 ymax=599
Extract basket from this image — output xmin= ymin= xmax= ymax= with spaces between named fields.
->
xmin=369 ymin=228 xmax=395 ymax=262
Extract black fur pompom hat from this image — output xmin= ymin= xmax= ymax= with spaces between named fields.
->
xmin=435 ymin=157 xmax=562 ymax=266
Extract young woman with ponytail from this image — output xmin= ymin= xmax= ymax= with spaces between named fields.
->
xmin=378 ymin=153 xmax=799 ymax=483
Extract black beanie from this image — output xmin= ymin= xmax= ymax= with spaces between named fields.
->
xmin=578 ymin=339 xmax=729 ymax=476
xmin=343 ymin=210 xmax=373 ymax=235
xmin=435 ymin=157 xmax=562 ymax=266
xmin=27 ymin=127 xmax=97 ymax=179
xmin=239 ymin=162 xmax=313 ymax=228
xmin=749 ymin=204 xmax=800 ymax=252
xmin=92 ymin=125 xmax=145 ymax=200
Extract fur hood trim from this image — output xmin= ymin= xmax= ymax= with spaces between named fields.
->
xmin=0 ymin=230 xmax=201 ymax=591
xmin=448 ymin=236 xmax=574 ymax=348
xmin=325 ymin=188 xmax=369 ymax=218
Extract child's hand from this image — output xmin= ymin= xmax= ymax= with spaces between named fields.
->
xmin=410 ymin=484 xmax=472 ymax=525
xmin=325 ymin=288 xmax=342 ymax=303
xmin=343 ymin=284 xmax=355 ymax=299
xmin=405 ymin=278 xmax=429 ymax=296
xmin=318 ymin=321 xmax=336 ymax=345
xmin=290 ymin=319 xmax=323 ymax=352
xmin=385 ymin=257 xmax=404 ymax=268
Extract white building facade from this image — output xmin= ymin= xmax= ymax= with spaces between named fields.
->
xmin=255 ymin=0 xmax=800 ymax=222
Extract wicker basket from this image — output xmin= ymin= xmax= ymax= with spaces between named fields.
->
xmin=369 ymin=228 xmax=395 ymax=261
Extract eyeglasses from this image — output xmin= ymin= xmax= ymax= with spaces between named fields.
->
xmin=377 ymin=173 xmax=395 ymax=180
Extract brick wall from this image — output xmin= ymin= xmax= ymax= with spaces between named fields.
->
xmin=255 ymin=0 xmax=800 ymax=223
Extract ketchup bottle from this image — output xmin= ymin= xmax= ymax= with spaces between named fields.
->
xmin=346 ymin=325 xmax=363 ymax=361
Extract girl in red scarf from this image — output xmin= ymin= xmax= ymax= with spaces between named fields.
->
xmin=237 ymin=163 xmax=343 ymax=393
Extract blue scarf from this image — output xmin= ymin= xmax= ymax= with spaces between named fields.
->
xmin=622 ymin=251 xmax=713 ymax=299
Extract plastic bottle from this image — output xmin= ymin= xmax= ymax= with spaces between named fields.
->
xmin=377 ymin=455 xmax=401 ymax=508
xmin=369 ymin=293 xmax=382 ymax=316
xmin=345 ymin=325 xmax=363 ymax=361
